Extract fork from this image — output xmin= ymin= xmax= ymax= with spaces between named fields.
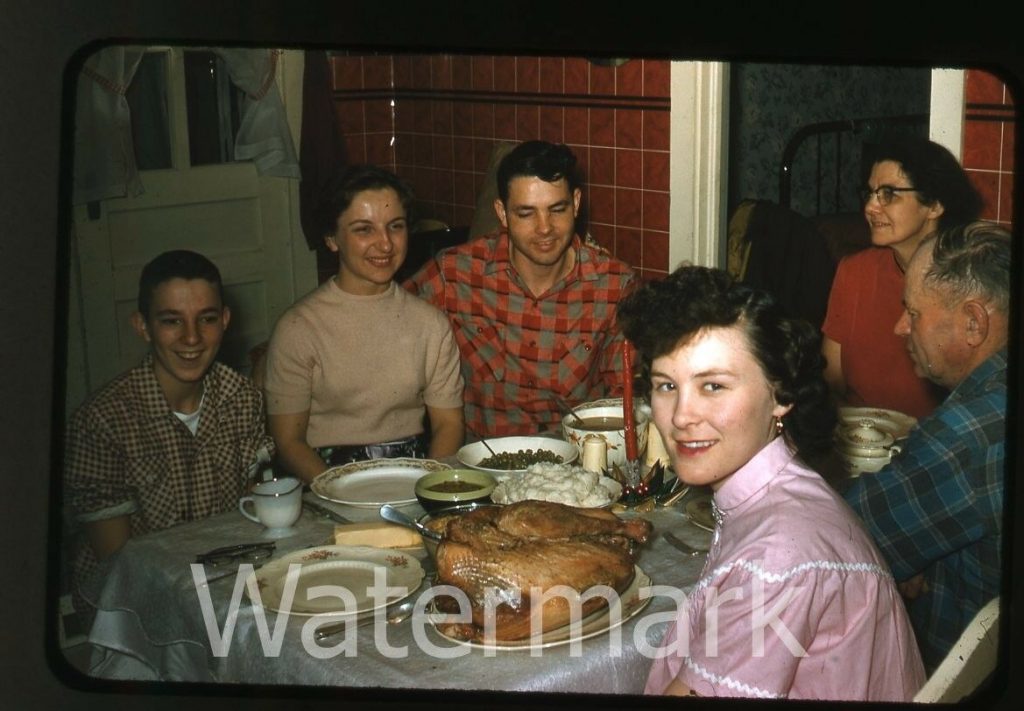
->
xmin=663 ymin=531 xmax=708 ymax=556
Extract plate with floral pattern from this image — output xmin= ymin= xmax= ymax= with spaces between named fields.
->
xmin=245 ymin=544 xmax=424 ymax=616
xmin=311 ymin=457 xmax=451 ymax=507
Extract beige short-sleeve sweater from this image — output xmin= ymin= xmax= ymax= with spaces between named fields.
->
xmin=264 ymin=280 xmax=463 ymax=447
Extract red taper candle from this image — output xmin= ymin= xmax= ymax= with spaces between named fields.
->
xmin=623 ymin=340 xmax=638 ymax=462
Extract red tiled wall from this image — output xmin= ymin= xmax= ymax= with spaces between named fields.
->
xmin=330 ymin=53 xmax=672 ymax=280
xmin=962 ymin=69 xmax=1015 ymax=229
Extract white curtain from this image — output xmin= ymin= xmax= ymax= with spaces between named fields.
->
xmin=214 ymin=48 xmax=301 ymax=179
xmin=72 ymin=46 xmax=146 ymax=205
xmin=72 ymin=46 xmax=300 ymax=206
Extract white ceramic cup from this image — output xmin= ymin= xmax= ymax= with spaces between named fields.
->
xmin=239 ymin=476 xmax=303 ymax=538
xmin=562 ymin=397 xmax=649 ymax=470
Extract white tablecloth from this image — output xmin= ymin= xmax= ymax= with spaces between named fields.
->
xmin=83 ymin=491 xmax=711 ymax=694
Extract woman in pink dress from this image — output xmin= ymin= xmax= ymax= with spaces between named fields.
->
xmin=619 ymin=266 xmax=925 ymax=701
xmin=821 ymin=136 xmax=981 ymax=419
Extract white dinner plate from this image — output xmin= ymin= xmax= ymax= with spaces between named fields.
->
xmin=685 ymin=495 xmax=715 ymax=532
xmin=429 ymin=566 xmax=651 ymax=651
xmin=246 ymin=545 xmax=424 ymax=616
xmin=311 ymin=457 xmax=450 ymax=507
xmin=838 ymin=407 xmax=917 ymax=441
xmin=456 ymin=436 xmax=579 ymax=478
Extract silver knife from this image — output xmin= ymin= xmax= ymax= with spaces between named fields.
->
xmin=304 ymin=499 xmax=353 ymax=524
xmin=663 ymin=531 xmax=708 ymax=556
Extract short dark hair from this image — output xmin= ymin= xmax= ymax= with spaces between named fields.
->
xmin=138 ymin=250 xmax=224 ymax=318
xmin=496 ymin=140 xmax=581 ymax=203
xmin=313 ymin=164 xmax=414 ymax=238
xmin=864 ymin=135 xmax=982 ymax=229
xmin=924 ymin=220 xmax=1011 ymax=314
xmin=617 ymin=265 xmax=837 ymax=458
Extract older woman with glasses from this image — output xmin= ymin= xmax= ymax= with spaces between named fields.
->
xmin=821 ymin=136 xmax=981 ymax=419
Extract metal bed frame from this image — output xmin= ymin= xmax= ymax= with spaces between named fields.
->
xmin=779 ymin=114 xmax=929 ymax=214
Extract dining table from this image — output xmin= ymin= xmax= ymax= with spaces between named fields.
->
xmin=79 ymin=464 xmax=713 ymax=695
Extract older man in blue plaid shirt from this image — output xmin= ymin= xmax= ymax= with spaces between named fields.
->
xmin=843 ymin=221 xmax=1010 ymax=671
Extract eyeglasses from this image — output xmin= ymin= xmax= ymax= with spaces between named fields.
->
xmin=859 ymin=185 xmax=918 ymax=206
xmin=195 ymin=542 xmax=276 ymax=567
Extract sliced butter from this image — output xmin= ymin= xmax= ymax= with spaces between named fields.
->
xmin=333 ymin=522 xmax=423 ymax=548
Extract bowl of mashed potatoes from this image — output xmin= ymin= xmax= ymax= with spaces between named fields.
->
xmin=490 ymin=462 xmax=622 ymax=508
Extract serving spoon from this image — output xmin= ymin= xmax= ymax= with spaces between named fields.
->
xmin=315 ymin=599 xmax=417 ymax=641
xmin=379 ymin=504 xmax=442 ymax=542
xmin=554 ymin=395 xmax=585 ymax=426
xmin=465 ymin=426 xmax=498 ymax=457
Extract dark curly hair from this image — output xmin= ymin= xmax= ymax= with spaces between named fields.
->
xmin=617 ymin=265 xmax=837 ymax=458
xmin=863 ymin=135 xmax=982 ymax=230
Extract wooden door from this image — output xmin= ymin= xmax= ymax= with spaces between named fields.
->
xmin=64 ymin=47 xmax=316 ymax=416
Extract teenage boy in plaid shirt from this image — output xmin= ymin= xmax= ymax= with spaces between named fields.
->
xmin=64 ymin=250 xmax=273 ymax=613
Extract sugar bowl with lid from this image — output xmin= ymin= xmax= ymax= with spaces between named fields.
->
xmin=836 ymin=420 xmax=902 ymax=476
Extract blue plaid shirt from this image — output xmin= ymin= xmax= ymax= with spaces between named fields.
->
xmin=844 ymin=349 xmax=1006 ymax=670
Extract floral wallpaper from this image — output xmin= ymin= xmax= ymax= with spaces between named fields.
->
xmin=728 ymin=63 xmax=931 ymax=217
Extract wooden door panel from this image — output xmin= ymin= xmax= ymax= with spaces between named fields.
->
xmin=65 ymin=49 xmax=314 ymax=414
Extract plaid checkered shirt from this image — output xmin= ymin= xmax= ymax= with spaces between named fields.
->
xmin=404 ymin=231 xmax=636 ymax=436
xmin=843 ymin=349 xmax=1006 ymax=670
xmin=64 ymin=356 xmax=274 ymax=603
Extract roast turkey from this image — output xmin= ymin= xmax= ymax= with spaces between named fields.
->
xmin=429 ymin=501 xmax=653 ymax=642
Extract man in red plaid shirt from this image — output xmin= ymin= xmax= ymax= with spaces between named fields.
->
xmin=405 ymin=141 xmax=636 ymax=436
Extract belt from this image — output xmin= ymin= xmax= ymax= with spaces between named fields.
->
xmin=318 ymin=433 xmax=428 ymax=467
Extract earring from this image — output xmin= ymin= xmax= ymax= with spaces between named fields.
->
xmin=774 ymin=417 xmax=784 ymax=434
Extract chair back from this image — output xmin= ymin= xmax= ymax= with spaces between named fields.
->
xmin=913 ymin=597 xmax=1000 ymax=703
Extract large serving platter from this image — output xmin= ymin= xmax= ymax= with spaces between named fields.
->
xmin=311 ymin=457 xmax=450 ymax=507
xmin=456 ymin=436 xmax=579 ymax=478
xmin=245 ymin=545 xmax=424 ymax=616
xmin=428 ymin=566 xmax=651 ymax=651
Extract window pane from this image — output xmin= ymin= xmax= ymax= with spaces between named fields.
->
xmin=126 ymin=52 xmax=172 ymax=170
xmin=183 ymin=50 xmax=243 ymax=166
